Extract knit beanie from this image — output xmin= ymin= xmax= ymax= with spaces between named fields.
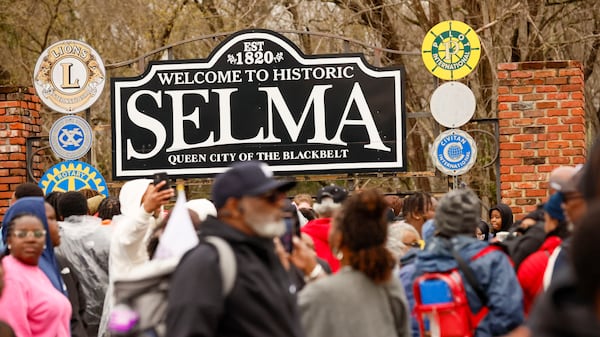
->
xmin=435 ymin=188 xmax=480 ymax=237
xmin=544 ymin=193 xmax=565 ymax=222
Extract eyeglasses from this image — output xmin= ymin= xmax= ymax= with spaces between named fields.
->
xmin=258 ymin=190 xmax=282 ymax=204
xmin=404 ymin=241 xmax=421 ymax=249
xmin=562 ymin=192 xmax=583 ymax=203
xmin=12 ymin=230 xmax=46 ymax=239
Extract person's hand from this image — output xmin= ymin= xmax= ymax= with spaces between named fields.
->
xmin=290 ymin=236 xmax=318 ymax=276
xmin=143 ymin=181 xmax=174 ymax=214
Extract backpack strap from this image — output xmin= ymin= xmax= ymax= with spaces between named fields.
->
xmin=451 ymin=248 xmax=488 ymax=305
xmin=453 ymin=245 xmax=504 ymax=328
xmin=470 ymin=245 xmax=503 ymax=261
xmin=205 ymin=236 xmax=237 ymax=297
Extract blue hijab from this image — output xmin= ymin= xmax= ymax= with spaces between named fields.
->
xmin=2 ymin=197 xmax=67 ymax=296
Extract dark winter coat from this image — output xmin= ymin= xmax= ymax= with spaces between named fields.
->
xmin=503 ymin=222 xmax=546 ymax=270
xmin=166 ymin=216 xmax=304 ymax=337
xmin=529 ymin=268 xmax=600 ymax=337
xmin=56 ymin=255 xmax=88 ymax=337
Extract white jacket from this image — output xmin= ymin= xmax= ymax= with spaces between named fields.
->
xmin=99 ymin=179 xmax=162 ymax=337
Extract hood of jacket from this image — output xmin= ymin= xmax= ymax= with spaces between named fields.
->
xmin=2 ymin=196 xmax=67 ymax=295
xmin=119 ymin=179 xmax=152 ymax=216
xmin=489 ymin=203 xmax=514 ymax=232
xmin=415 ymin=235 xmax=489 ymax=273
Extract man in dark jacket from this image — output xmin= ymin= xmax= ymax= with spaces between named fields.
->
xmin=166 ymin=161 xmax=304 ymax=337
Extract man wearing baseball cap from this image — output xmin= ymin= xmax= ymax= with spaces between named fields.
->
xmin=167 ymin=161 xmax=304 ymax=337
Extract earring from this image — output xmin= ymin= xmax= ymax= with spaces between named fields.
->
xmin=7 ymin=244 xmax=10 ymax=250
xmin=43 ymin=245 xmax=47 ymax=249
xmin=335 ymin=250 xmax=344 ymax=260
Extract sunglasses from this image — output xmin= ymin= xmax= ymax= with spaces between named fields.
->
xmin=562 ymin=192 xmax=583 ymax=203
xmin=12 ymin=229 xmax=46 ymax=239
xmin=258 ymin=190 xmax=282 ymax=204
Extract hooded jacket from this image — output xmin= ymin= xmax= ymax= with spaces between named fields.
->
xmin=109 ymin=178 xmax=155 ymax=279
xmin=99 ymin=179 xmax=157 ymax=337
xmin=301 ymin=218 xmax=340 ymax=272
xmin=413 ymin=236 xmax=524 ymax=337
xmin=489 ymin=203 xmax=514 ymax=233
xmin=2 ymin=197 xmax=67 ymax=296
xmin=166 ymin=216 xmax=305 ymax=337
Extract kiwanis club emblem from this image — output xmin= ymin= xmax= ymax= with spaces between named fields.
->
xmin=33 ymin=40 xmax=105 ymax=113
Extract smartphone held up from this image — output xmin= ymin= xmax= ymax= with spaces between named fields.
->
xmin=152 ymin=172 xmax=170 ymax=191
xmin=280 ymin=199 xmax=301 ymax=253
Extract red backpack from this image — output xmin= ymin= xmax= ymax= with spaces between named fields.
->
xmin=412 ymin=245 xmax=501 ymax=337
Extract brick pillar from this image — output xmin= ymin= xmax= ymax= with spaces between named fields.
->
xmin=0 ymin=87 xmax=42 ymax=220
xmin=497 ymin=61 xmax=586 ymax=219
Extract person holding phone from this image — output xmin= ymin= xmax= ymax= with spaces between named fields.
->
xmin=167 ymin=161 xmax=303 ymax=337
xmin=276 ymin=200 xmax=331 ymax=291
xmin=98 ymin=175 xmax=174 ymax=337
xmin=280 ymin=199 xmax=301 ymax=254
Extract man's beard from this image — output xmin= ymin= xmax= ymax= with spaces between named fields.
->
xmin=243 ymin=208 xmax=286 ymax=238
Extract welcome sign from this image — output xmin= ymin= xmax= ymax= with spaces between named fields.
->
xmin=112 ymin=29 xmax=405 ymax=178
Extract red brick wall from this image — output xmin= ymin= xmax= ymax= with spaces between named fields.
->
xmin=497 ymin=61 xmax=586 ymax=219
xmin=0 ymin=87 xmax=42 ymax=220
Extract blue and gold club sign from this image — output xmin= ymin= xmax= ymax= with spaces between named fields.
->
xmin=422 ymin=21 xmax=481 ymax=80
xmin=49 ymin=115 xmax=93 ymax=160
xmin=38 ymin=161 xmax=109 ymax=197
xmin=430 ymin=129 xmax=477 ymax=176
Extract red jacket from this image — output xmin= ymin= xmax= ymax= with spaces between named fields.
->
xmin=301 ymin=218 xmax=340 ymax=272
xmin=517 ymin=236 xmax=562 ymax=315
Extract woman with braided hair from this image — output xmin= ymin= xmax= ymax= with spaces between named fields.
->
xmin=298 ymin=188 xmax=410 ymax=337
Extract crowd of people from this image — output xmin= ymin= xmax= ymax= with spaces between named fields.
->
xmin=0 ymin=143 xmax=599 ymax=336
